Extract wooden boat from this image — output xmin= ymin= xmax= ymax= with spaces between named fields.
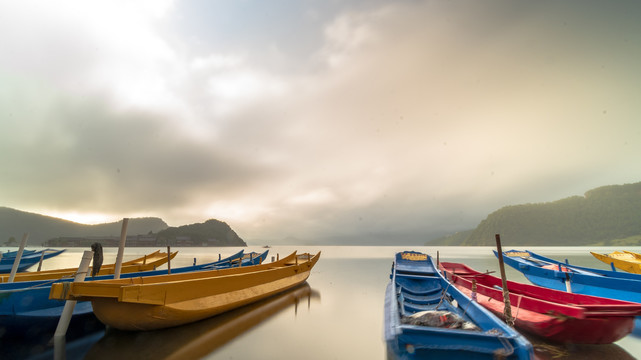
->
xmin=0 ymin=249 xmax=66 ymax=273
xmin=0 ymin=250 xmax=176 ymax=283
xmin=439 ymin=261 xmax=641 ymax=344
xmin=497 ymin=250 xmax=641 ymax=303
xmin=384 ymin=251 xmax=533 ymax=359
xmin=49 ymin=252 xmax=320 ymax=331
xmin=0 ymin=250 xmax=258 ymax=335
xmin=591 ymin=251 xmax=641 ymax=274
xmin=0 ymin=249 xmax=38 ymax=258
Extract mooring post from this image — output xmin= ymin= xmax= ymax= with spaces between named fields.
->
xmin=113 ymin=218 xmax=129 ymax=280
xmin=167 ymin=246 xmax=172 ymax=274
xmin=53 ymin=250 xmax=94 ymax=360
xmin=37 ymin=250 xmax=46 ymax=271
xmin=8 ymin=233 xmax=29 ymax=283
xmin=495 ymin=234 xmax=514 ymax=326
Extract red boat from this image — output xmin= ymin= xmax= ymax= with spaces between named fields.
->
xmin=439 ymin=261 xmax=641 ymax=344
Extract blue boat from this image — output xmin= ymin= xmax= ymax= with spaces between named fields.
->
xmin=0 ymin=249 xmax=38 ymax=258
xmin=0 ymin=249 xmax=268 ymax=336
xmin=0 ymin=249 xmax=65 ymax=273
xmin=496 ymin=250 xmax=641 ymax=303
xmin=384 ymin=251 xmax=533 ymax=360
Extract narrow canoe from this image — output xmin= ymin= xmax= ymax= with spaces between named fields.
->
xmin=439 ymin=261 xmax=641 ymax=344
xmin=49 ymin=252 xmax=320 ymax=331
xmin=0 ymin=250 xmax=176 ymax=283
xmin=0 ymin=249 xmax=66 ymax=273
xmin=384 ymin=251 xmax=533 ymax=360
xmin=591 ymin=251 xmax=641 ymax=274
xmin=497 ymin=250 xmax=641 ymax=303
xmin=0 ymin=250 xmax=257 ymax=335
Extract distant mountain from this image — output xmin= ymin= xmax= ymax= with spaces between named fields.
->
xmin=0 ymin=207 xmax=168 ymax=246
xmin=430 ymin=182 xmax=641 ymax=246
xmin=156 ymin=219 xmax=246 ymax=247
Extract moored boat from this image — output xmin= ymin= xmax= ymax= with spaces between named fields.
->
xmin=0 ymin=249 xmax=66 ymax=273
xmin=0 ymin=250 xmax=176 ymax=283
xmin=439 ymin=261 xmax=641 ymax=344
xmin=591 ymin=251 xmax=641 ymax=274
xmin=0 ymin=250 xmax=263 ymax=335
xmin=49 ymin=252 xmax=320 ymax=331
xmin=497 ymin=250 xmax=641 ymax=303
xmin=384 ymin=251 xmax=533 ymax=359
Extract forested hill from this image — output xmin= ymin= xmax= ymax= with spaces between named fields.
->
xmin=433 ymin=182 xmax=641 ymax=246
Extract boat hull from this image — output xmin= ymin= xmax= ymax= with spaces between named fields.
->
xmin=591 ymin=251 xmax=641 ymax=274
xmin=498 ymin=250 xmax=641 ymax=303
xmin=50 ymin=252 xmax=320 ymax=331
xmin=452 ymin=282 xmax=634 ymax=344
xmin=384 ymin=251 xmax=533 ymax=360
xmin=0 ymin=250 xmax=254 ymax=333
xmin=91 ymin=270 xmax=312 ymax=331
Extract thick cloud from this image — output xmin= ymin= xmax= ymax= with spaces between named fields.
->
xmin=1 ymin=1 xmax=640 ymax=243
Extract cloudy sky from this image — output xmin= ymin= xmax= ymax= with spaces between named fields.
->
xmin=2 ymin=0 xmax=640 ymax=244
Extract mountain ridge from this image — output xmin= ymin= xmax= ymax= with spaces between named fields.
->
xmin=430 ymin=181 xmax=641 ymax=246
xmin=0 ymin=207 xmax=245 ymax=246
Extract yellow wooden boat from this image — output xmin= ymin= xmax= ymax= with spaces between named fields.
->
xmin=590 ymin=251 xmax=641 ymax=274
xmin=50 ymin=252 xmax=320 ymax=331
xmin=1 ymin=250 xmax=177 ymax=283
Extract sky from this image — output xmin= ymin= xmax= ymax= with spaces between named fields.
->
xmin=2 ymin=0 xmax=641 ymax=245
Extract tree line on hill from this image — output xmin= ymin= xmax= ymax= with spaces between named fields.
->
xmin=430 ymin=182 xmax=641 ymax=246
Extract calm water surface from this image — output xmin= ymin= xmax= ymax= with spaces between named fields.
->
xmin=2 ymin=245 xmax=641 ymax=359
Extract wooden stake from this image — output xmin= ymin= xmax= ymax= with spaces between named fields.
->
xmin=37 ymin=250 xmax=46 ymax=271
xmin=113 ymin=218 xmax=129 ymax=280
xmin=495 ymin=234 xmax=514 ymax=327
xmin=53 ymin=250 xmax=94 ymax=359
xmin=8 ymin=233 xmax=29 ymax=283
xmin=167 ymin=246 xmax=172 ymax=274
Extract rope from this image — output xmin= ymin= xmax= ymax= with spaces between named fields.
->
xmin=435 ymin=282 xmax=452 ymax=309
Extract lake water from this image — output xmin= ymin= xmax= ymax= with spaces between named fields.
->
xmin=2 ymin=245 xmax=641 ymax=359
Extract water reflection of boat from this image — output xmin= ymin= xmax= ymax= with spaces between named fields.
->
xmin=83 ymin=283 xmax=320 ymax=360
xmin=0 ymin=313 xmax=105 ymax=359
xmin=527 ymin=334 xmax=637 ymax=360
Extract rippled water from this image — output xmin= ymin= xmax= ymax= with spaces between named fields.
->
xmin=2 ymin=245 xmax=641 ymax=359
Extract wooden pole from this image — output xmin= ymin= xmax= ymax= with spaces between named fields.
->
xmin=8 ymin=233 xmax=29 ymax=283
xmin=113 ymin=218 xmax=129 ymax=280
xmin=37 ymin=250 xmax=46 ymax=271
xmin=167 ymin=246 xmax=172 ymax=274
xmin=495 ymin=234 xmax=514 ymax=327
xmin=53 ymin=250 xmax=93 ymax=360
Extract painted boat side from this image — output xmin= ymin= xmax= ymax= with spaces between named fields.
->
xmin=591 ymin=251 xmax=641 ymax=274
xmin=498 ymin=250 xmax=641 ymax=303
xmin=49 ymin=252 xmax=320 ymax=331
xmin=440 ymin=262 xmax=638 ymax=343
xmin=0 ymin=250 xmax=251 ymax=332
xmin=0 ymin=250 xmax=177 ymax=282
xmin=385 ymin=251 xmax=533 ymax=360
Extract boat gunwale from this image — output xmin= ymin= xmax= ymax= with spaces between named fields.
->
xmin=49 ymin=252 xmax=319 ymax=303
